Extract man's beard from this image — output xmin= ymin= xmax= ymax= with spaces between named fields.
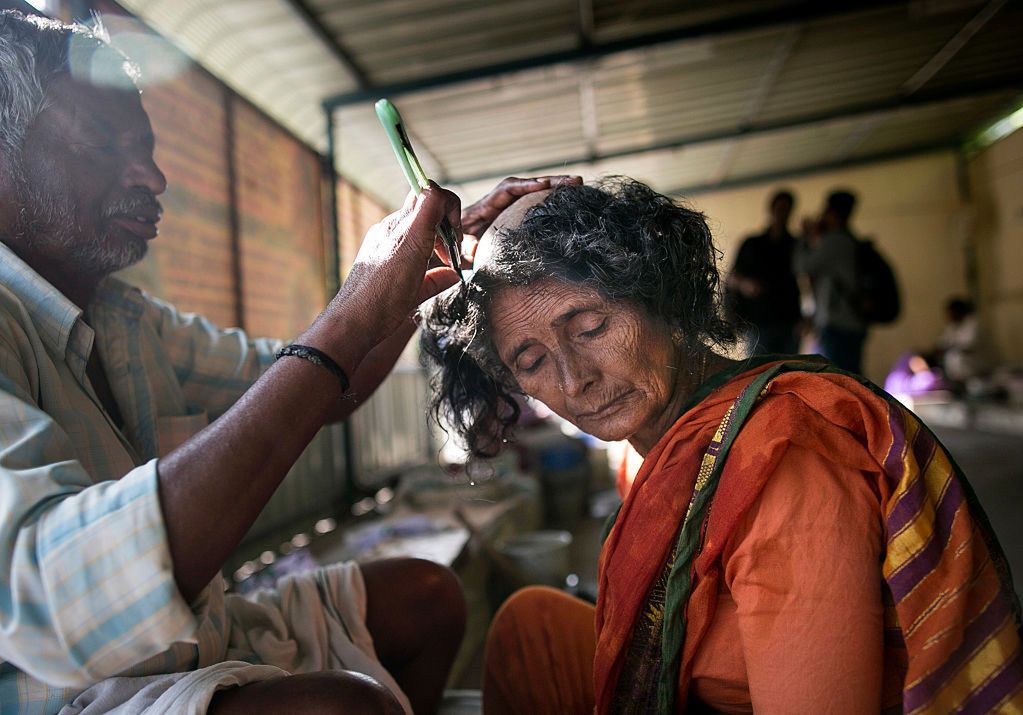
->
xmin=11 ymin=155 xmax=152 ymax=277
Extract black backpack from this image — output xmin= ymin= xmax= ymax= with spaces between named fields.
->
xmin=854 ymin=239 xmax=900 ymax=324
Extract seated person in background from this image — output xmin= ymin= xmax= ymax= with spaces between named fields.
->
xmin=885 ymin=296 xmax=983 ymax=399
xmin=0 ymin=10 xmax=571 ymax=714
xmin=936 ymin=297 xmax=983 ymax=385
xmin=421 ymin=178 xmax=1023 ymax=714
xmin=725 ymin=190 xmax=802 ymax=355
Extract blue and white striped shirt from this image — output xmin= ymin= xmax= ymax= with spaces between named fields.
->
xmin=0 ymin=241 xmax=280 ymax=712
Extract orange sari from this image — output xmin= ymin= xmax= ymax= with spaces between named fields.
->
xmin=595 ymin=358 xmax=1023 ymax=713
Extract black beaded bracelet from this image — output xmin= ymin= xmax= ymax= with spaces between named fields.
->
xmin=275 ymin=344 xmax=350 ymax=393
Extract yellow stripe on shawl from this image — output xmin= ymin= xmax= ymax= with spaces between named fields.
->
xmin=883 ymin=426 xmax=956 ymax=580
xmin=914 ymin=619 xmax=1020 ymax=714
xmin=882 ymin=413 xmax=921 ymax=524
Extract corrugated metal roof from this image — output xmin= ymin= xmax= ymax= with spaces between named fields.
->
xmin=115 ymin=0 xmax=1023 ymax=207
xmin=117 ymin=0 xmax=360 ymax=150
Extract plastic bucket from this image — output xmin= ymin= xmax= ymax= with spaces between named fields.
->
xmin=496 ymin=530 xmax=573 ymax=588
xmin=540 ymin=445 xmax=589 ymax=528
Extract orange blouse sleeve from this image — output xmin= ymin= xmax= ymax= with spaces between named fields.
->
xmin=720 ymin=440 xmax=886 ymax=714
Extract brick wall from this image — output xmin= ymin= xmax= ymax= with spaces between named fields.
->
xmin=120 ymin=66 xmax=237 ymax=328
xmin=234 ymin=100 xmax=329 ymax=338
xmin=337 ymin=178 xmax=389 ymax=278
xmin=102 ymin=4 xmax=337 ymax=339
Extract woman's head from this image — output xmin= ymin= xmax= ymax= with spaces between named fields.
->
xmin=420 ymin=177 xmax=734 ymax=457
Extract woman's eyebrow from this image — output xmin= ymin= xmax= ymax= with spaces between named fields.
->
xmin=552 ymin=307 xmax=586 ymax=327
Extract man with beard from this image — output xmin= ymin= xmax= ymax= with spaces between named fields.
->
xmin=0 ymin=11 xmax=573 ymax=714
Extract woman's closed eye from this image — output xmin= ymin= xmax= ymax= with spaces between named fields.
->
xmin=518 ymin=354 xmax=546 ymax=374
xmin=578 ymin=317 xmax=609 ymax=339
xmin=516 ymin=346 xmax=547 ymax=374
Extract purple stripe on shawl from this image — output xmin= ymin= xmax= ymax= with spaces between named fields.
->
xmin=886 ymin=459 xmax=962 ymax=601
xmin=883 ymin=405 xmax=909 ymax=486
xmin=886 ymin=428 xmax=938 ymax=540
xmin=903 ymin=593 xmax=1011 ymax=712
xmin=956 ymin=641 xmax=1023 ymax=714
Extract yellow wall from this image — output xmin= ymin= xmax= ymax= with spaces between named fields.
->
xmin=967 ymin=129 xmax=1023 ymax=365
xmin=685 ymin=151 xmax=970 ymax=383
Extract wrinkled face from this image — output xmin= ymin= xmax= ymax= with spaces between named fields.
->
xmin=8 ymin=75 xmax=166 ymax=275
xmin=490 ymin=278 xmax=679 ymax=443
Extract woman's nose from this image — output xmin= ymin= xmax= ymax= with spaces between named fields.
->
xmin=558 ymin=353 xmax=596 ymax=396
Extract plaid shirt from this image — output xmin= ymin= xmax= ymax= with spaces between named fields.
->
xmin=0 ymin=242 xmax=280 ymax=712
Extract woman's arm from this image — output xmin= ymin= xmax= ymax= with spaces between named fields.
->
xmin=722 ymin=442 xmax=885 ymax=714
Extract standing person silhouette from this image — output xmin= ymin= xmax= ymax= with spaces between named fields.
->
xmin=796 ymin=190 xmax=868 ymax=374
xmin=726 ymin=190 xmax=801 ymax=355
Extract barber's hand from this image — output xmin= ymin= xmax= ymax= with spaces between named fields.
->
xmin=459 ymin=175 xmax=582 ymax=264
xmin=337 ymin=184 xmax=462 ymax=347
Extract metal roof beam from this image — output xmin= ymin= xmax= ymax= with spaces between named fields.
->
xmin=901 ymin=0 xmax=1006 ymax=96
xmin=710 ymin=24 xmax=802 ymax=185
xmin=446 ymin=80 xmax=1023 ymax=186
xmin=323 ymin=0 xmax=903 ymax=110
xmin=840 ymin=0 xmax=1007 ymax=164
xmin=285 ymin=0 xmax=372 ymax=90
xmin=577 ymin=0 xmax=594 ymax=49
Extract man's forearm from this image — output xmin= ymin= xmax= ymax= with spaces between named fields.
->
xmin=157 ymin=313 xmax=372 ymax=603
xmin=325 ymin=317 xmax=419 ymax=423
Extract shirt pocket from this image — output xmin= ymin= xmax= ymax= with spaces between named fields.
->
xmin=156 ymin=411 xmax=209 ymax=457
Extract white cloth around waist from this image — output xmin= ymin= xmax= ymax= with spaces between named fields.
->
xmin=58 ymin=562 xmax=412 ymax=715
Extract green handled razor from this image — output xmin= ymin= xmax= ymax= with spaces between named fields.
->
xmin=375 ymin=98 xmax=463 ymax=281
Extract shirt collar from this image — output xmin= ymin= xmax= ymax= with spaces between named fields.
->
xmin=0 ymin=241 xmax=84 ymax=358
xmin=0 ymin=242 xmax=146 ymax=359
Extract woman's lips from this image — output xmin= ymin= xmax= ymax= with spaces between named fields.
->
xmin=577 ymin=389 xmax=634 ymax=421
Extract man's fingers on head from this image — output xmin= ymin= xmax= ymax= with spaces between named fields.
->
xmin=461 ymin=235 xmax=479 ymax=265
xmin=433 ymin=236 xmax=450 ymax=265
xmin=497 ymin=175 xmax=581 ymax=196
xmin=548 ymin=175 xmax=583 ymax=187
xmin=419 ymin=266 xmax=460 ymax=302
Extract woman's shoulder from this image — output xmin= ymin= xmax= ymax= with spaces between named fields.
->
xmin=737 ymin=365 xmax=896 ymax=452
xmin=709 ymin=366 xmax=891 ymax=517
xmin=718 ymin=431 xmax=886 ymax=579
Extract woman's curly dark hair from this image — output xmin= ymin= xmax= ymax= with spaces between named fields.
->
xmin=420 ymin=177 xmax=735 ymax=458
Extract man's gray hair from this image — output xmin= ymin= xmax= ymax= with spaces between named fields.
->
xmin=0 ymin=10 xmax=138 ymax=157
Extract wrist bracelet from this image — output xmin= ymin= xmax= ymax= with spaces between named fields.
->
xmin=275 ymin=344 xmax=350 ymax=393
